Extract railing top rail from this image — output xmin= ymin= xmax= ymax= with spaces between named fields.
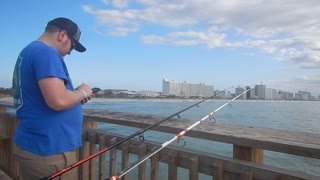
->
xmin=0 ymin=99 xmax=13 ymax=108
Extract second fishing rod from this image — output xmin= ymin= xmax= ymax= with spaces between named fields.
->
xmin=41 ymin=87 xmax=233 ymax=180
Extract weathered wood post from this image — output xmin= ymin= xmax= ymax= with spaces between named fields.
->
xmin=88 ymin=131 xmax=97 ymax=180
xmin=137 ymin=144 xmax=147 ymax=180
xmin=0 ymin=105 xmax=7 ymax=112
xmin=98 ymin=134 xmax=107 ymax=180
xmin=212 ymin=160 xmax=223 ymax=180
xmin=189 ymin=156 xmax=199 ymax=180
xmin=168 ymin=151 xmax=178 ymax=180
xmin=121 ymin=141 xmax=130 ymax=180
xmin=233 ymin=145 xmax=263 ymax=164
xmin=150 ymin=149 xmax=160 ymax=180
xmin=109 ymin=137 xmax=118 ymax=176
xmin=232 ymin=90 xmax=264 ymax=165
xmin=81 ymin=114 xmax=97 ymax=180
xmin=0 ymin=113 xmax=19 ymax=180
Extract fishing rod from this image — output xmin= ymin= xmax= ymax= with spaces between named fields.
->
xmin=107 ymin=87 xmax=252 ymax=180
xmin=41 ymin=87 xmax=233 ymax=180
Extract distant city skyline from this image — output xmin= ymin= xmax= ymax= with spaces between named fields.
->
xmin=160 ymin=79 xmax=318 ymax=100
xmin=0 ymin=79 xmax=317 ymax=99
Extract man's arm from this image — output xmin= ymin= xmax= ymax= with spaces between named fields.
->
xmin=38 ymin=77 xmax=92 ymax=111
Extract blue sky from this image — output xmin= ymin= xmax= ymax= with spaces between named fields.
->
xmin=1 ymin=0 xmax=320 ymax=96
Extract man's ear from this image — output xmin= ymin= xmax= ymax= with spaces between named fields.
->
xmin=57 ymin=30 xmax=67 ymax=42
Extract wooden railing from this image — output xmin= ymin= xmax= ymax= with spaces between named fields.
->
xmin=1 ymin=101 xmax=320 ymax=180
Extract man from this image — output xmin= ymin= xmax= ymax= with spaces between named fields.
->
xmin=12 ymin=17 xmax=92 ymax=179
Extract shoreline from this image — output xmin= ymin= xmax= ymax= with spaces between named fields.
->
xmin=1 ymin=97 xmax=318 ymax=103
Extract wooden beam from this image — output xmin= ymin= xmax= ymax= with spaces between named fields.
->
xmin=150 ymin=150 xmax=159 ymax=180
xmin=233 ymin=145 xmax=263 ymax=164
xmin=212 ymin=160 xmax=223 ymax=180
xmin=168 ymin=151 xmax=178 ymax=180
xmin=98 ymin=134 xmax=107 ymax=180
xmin=189 ymin=156 xmax=199 ymax=180
xmin=121 ymin=141 xmax=130 ymax=180
xmin=138 ymin=144 xmax=147 ymax=180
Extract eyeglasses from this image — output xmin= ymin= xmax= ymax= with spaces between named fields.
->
xmin=58 ymin=29 xmax=76 ymax=54
xmin=68 ymin=35 xmax=76 ymax=52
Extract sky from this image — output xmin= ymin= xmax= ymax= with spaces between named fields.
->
xmin=1 ymin=0 xmax=320 ymax=96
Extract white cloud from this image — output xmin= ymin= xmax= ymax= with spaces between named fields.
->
xmin=142 ymin=31 xmax=226 ymax=47
xmin=83 ymin=1 xmax=320 ymax=95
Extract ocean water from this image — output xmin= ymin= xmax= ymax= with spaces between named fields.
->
xmin=83 ymin=99 xmax=320 ymax=178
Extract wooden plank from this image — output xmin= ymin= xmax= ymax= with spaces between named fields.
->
xmin=98 ymin=134 xmax=107 ymax=180
xmin=0 ymin=113 xmax=18 ymax=179
xmin=0 ymin=105 xmax=7 ymax=112
xmin=0 ymin=100 xmax=13 ymax=113
xmin=79 ymin=131 xmax=89 ymax=180
xmin=109 ymin=137 xmax=117 ymax=176
xmin=88 ymin=131 xmax=97 ymax=180
xmin=168 ymin=151 xmax=178 ymax=180
xmin=150 ymin=148 xmax=159 ymax=180
xmin=83 ymin=119 xmax=97 ymax=129
xmin=240 ymin=167 xmax=253 ymax=180
xmin=233 ymin=145 xmax=263 ymax=164
xmin=212 ymin=160 xmax=223 ymax=180
xmin=121 ymin=141 xmax=130 ymax=180
xmin=82 ymin=110 xmax=320 ymax=159
xmin=138 ymin=144 xmax=147 ymax=180
xmin=189 ymin=156 xmax=199 ymax=180
xmin=0 ymin=100 xmax=13 ymax=107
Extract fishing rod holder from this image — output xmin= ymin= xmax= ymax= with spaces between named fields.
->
xmin=209 ymin=115 xmax=217 ymax=123
xmin=177 ymin=137 xmax=186 ymax=147
xmin=139 ymin=134 xmax=145 ymax=142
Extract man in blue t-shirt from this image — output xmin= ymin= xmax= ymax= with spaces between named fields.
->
xmin=12 ymin=17 xmax=93 ymax=180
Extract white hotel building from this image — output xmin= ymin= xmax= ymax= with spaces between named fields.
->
xmin=162 ymin=79 xmax=214 ymax=97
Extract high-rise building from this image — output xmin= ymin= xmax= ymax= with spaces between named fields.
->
xmin=162 ymin=79 xmax=180 ymax=96
xmin=245 ymin=86 xmax=251 ymax=99
xmin=162 ymin=79 xmax=214 ymax=97
xmin=265 ymin=88 xmax=278 ymax=100
xmin=255 ymin=84 xmax=266 ymax=99
xmin=235 ymin=86 xmax=246 ymax=99
xmin=279 ymin=90 xmax=290 ymax=100
xmin=298 ymin=90 xmax=311 ymax=101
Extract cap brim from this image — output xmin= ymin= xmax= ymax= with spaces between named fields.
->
xmin=75 ymin=41 xmax=86 ymax=52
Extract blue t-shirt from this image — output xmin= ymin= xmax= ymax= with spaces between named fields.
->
xmin=12 ymin=41 xmax=83 ymax=156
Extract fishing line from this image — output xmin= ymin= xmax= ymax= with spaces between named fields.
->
xmin=107 ymin=87 xmax=252 ymax=180
xmin=40 ymin=86 xmax=233 ymax=180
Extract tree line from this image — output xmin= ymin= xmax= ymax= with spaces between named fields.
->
xmin=0 ymin=87 xmax=13 ymax=96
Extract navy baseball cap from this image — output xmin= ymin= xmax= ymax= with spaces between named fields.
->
xmin=47 ymin=17 xmax=86 ymax=52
